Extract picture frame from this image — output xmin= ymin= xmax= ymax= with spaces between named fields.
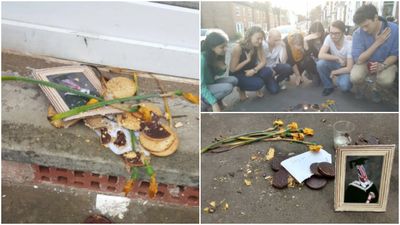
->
xmin=334 ymin=145 xmax=395 ymax=212
xmin=32 ymin=66 xmax=122 ymax=121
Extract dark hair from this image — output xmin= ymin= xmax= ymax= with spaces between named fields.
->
xmin=239 ymin=26 xmax=265 ymax=49
xmin=309 ymin=21 xmax=325 ymax=42
xmin=202 ymin=32 xmax=228 ymax=75
xmin=353 ymin=4 xmax=378 ymax=25
xmin=331 ymin=20 xmax=346 ymax=33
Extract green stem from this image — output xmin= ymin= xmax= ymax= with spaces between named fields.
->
xmin=2 ymin=75 xmax=103 ymax=101
xmin=52 ymin=93 xmax=171 ymax=121
xmin=130 ymin=130 xmax=136 ymax=152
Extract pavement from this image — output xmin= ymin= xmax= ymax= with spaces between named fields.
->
xmin=201 ymin=114 xmax=398 ymax=223
xmin=1 ymin=51 xmax=199 ymax=187
xmin=1 ymin=181 xmax=199 ymax=223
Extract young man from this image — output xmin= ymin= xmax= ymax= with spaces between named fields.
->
xmin=263 ymin=29 xmax=293 ymax=91
xmin=317 ymin=20 xmax=353 ymax=96
xmin=351 ymin=4 xmax=398 ymax=102
xmin=344 ymin=158 xmax=379 ymax=203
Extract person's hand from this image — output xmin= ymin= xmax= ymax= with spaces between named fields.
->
xmin=375 ymin=28 xmax=391 ymax=46
xmin=244 ymin=69 xmax=256 ymax=77
xmin=336 ymin=56 xmax=346 ymax=66
xmin=294 ymin=75 xmax=303 ymax=86
xmin=244 ymin=49 xmax=254 ymax=63
xmin=368 ymin=62 xmax=379 ymax=74
xmin=375 ymin=62 xmax=385 ymax=73
xmin=305 ymin=33 xmax=321 ymax=41
xmin=212 ymin=103 xmax=221 ymax=112
xmin=330 ymin=70 xmax=338 ymax=78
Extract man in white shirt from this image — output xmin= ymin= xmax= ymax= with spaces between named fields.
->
xmin=317 ymin=20 xmax=353 ymax=96
xmin=263 ymin=29 xmax=293 ymax=92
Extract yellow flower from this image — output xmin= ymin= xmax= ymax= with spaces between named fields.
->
xmin=326 ymin=99 xmax=336 ymax=105
xmin=308 ymin=145 xmax=323 ymax=152
xmin=148 ymin=173 xmax=158 ymax=198
xmin=182 ymin=92 xmax=199 ymax=104
xmin=122 ymin=179 xmax=135 ymax=197
xmin=303 ymin=128 xmax=314 ymax=136
xmin=287 ymin=122 xmax=298 ymax=131
xmin=273 ymin=119 xmax=284 ymax=127
xmin=291 ymin=133 xmax=305 ymax=141
xmin=321 ymin=103 xmax=328 ymax=108
xmin=86 ymin=98 xmax=99 ymax=105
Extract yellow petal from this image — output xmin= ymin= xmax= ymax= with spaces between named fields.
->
xmin=182 ymin=92 xmax=199 ymax=104
xmin=122 ymin=179 xmax=135 ymax=196
xmin=244 ymin=179 xmax=252 ymax=186
xmin=223 ymin=202 xmax=229 ymax=210
xmin=138 ymin=106 xmax=152 ymax=122
xmin=291 ymin=133 xmax=304 ymax=141
xmin=303 ymin=128 xmax=314 ymax=136
xmin=326 ymin=99 xmax=336 ymax=105
xmin=86 ymin=98 xmax=99 ymax=105
xmin=203 ymin=207 xmax=210 ymax=212
xmin=288 ymin=176 xmax=295 ymax=188
xmin=308 ymin=145 xmax=323 ymax=152
xmin=273 ymin=119 xmax=284 ymax=126
xmin=148 ymin=174 xmax=158 ymax=198
xmin=265 ymin=147 xmax=275 ymax=161
xmin=209 ymin=201 xmax=216 ymax=208
xmin=287 ymin=122 xmax=298 ymax=131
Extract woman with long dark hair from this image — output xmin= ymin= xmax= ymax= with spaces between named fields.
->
xmin=201 ymin=31 xmax=238 ymax=112
xmin=229 ymin=26 xmax=277 ymax=100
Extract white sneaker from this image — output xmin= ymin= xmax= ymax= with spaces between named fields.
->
xmin=279 ymin=80 xmax=287 ymax=90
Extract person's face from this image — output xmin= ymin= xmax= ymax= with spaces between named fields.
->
xmin=329 ymin=26 xmax=343 ymax=43
xmin=293 ymin=43 xmax=303 ymax=51
xmin=359 ymin=16 xmax=379 ymax=34
xmin=357 ymin=165 xmax=369 ymax=182
xmin=250 ymin=32 xmax=264 ymax=47
xmin=268 ymin=34 xmax=282 ymax=48
xmin=212 ymin=42 xmax=227 ymax=56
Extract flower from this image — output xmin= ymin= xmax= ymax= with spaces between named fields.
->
xmin=122 ymin=179 xmax=135 ymax=197
xmin=287 ymin=122 xmax=298 ymax=131
xmin=308 ymin=145 xmax=323 ymax=152
xmin=182 ymin=92 xmax=199 ymax=104
xmin=148 ymin=173 xmax=158 ymax=198
xmin=326 ymin=99 xmax=336 ymax=105
xmin=273 ymin=119 xmax=284 ymax=127
xmin=303 ymin=128 xmax=314 ymax=136
xmin=86 ymin=98 xmax=99 ymax=105
xmin=291 ymin=133 xmax=305 ymax=141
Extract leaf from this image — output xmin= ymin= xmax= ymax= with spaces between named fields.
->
xmin=265 ymin=147 xmax=275 ymax=161
xmin=182 ymin=92 xmax=199 ymax=104
xmin=244 ymin=179 xmax=252 ymax=186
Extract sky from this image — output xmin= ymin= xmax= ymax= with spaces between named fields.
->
xmin=270 ymin=0 xmax=323 ymax=16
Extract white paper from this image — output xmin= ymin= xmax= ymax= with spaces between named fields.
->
xmin=281 ymin=149 xmax=332 ymax=183
xmin=96 ymin=194 xmax=130 ymax=219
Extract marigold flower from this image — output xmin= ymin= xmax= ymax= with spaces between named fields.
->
xmin=291 ymin=133 xmax=305 ymax=141
xmin=287 ymin=122 xmax=298 ymax=131
xmin=273 ymin=119 xmax=284 ymax=127
xmin=123 ymin=179 xmax=135 ymax=197
xmin=308 ymin=144 xmax=323 ymax=152
xmin=303 ymin=128 xmax=314 ymax=136
xmin=326 ymin=99 xmax=336 ymax=105
xmin=148 ymin=173 xmax=158 ymax=198
xmin=182 ymin=92 xmax=199 ymax=104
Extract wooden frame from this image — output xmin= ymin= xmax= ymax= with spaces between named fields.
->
xmin=334 ymin=145 xmax=395 ymax=212
xmin=32 ymin=65 xmax=122 ymax=120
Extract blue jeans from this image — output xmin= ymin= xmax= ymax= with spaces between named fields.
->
xmin=316 ymin=60 xmax=352 ymax=92
xmin=272 ymin=63 xmax=292 ymax=83
xmin=234 ymin=67 xmax=278 ymax=94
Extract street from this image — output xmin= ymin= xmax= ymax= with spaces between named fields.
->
xmin=201 ymin=114 xmax=398 ymax=223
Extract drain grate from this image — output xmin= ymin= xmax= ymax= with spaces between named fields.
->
xmin=31 ymin=164 xmax=198 ymax=206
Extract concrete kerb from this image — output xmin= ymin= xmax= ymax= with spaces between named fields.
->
xmin=2 ymin=69 xmax=199 ymax=188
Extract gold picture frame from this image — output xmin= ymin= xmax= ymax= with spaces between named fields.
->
xmin=334 ymin=145 xmax=395 ymax=212
xmin=32 ymin=65 xmax=122 ymax=120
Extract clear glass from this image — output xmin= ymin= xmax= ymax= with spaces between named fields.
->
xmin=333 ymin=120 xmax=355 ymax=150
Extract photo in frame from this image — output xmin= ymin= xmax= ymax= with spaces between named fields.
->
xmin=32 ymin=66 xmax=122 ymax=121
xmin=334 ymin=145 xmax=395 ymax=212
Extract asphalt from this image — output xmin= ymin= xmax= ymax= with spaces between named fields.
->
xmin=1 ymin=181 xmax=199 ymax=223
xmin=201 ymin=114 xmax=398 ymax=223
xmin=1 ymin=52 xmax=199 ymax=187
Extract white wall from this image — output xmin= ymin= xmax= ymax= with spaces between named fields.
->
xmin=2 ymin=2 xmax=199 ymax=79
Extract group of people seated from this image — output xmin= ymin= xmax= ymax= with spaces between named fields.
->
xmin=201 ymin=4 xmax=398 ymax=112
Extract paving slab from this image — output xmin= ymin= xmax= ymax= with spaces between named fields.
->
xmin=201 ymin=114 xmax=398 ymax=223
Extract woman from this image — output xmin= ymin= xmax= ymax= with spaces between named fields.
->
xmin=201 ymin=31 xmax=238 ymax=112
xmin=284 ymin=22 xmax=325 ymax=86
xmin=229 ymin=26 xmax=276 ymax=100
